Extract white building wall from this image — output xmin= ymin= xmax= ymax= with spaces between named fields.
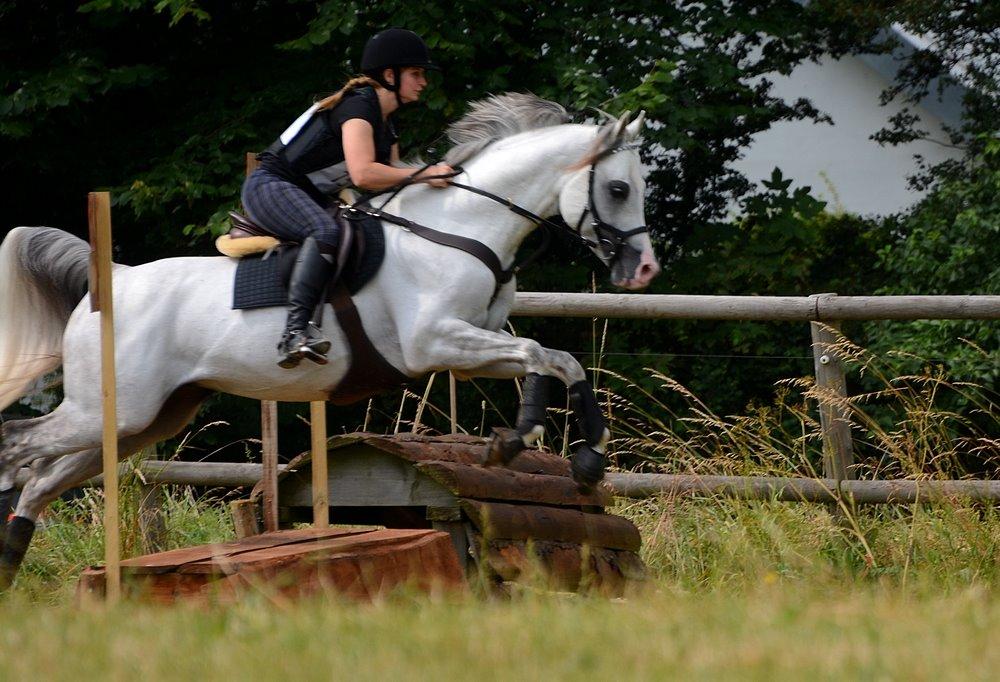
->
xmin=731 ymin=54 xmax=962 ymax=216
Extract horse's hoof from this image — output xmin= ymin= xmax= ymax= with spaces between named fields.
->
xmin=571 ymin=445 xmax=605 ymax=492
xmin=485 ymin=427 xmax=525 ymax=466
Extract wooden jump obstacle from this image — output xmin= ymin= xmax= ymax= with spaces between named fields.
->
xmin=238 ymin=433 xmax=646 ymax=595
xmin=77 ymin=527 xmax=465 ymax=604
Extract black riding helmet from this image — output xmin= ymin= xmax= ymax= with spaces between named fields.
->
xmin=360 ymin=28 xmax=440 ymax=106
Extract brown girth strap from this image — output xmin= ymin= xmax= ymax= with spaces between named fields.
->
xmin=326 ymin=284 xmax=411 ymax=406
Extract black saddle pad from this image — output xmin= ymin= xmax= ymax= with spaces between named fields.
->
xmin=232 ymin=213 xmax=386 ymax=310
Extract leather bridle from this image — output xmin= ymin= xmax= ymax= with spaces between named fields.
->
xmin=347 ymin=141 xmax=648 ymax=299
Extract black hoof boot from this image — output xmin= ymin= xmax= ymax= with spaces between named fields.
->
xmin=485 ymin=427 xmax=526 ymax=466
xmin=0 ymin=516 xmax=35 ymax=592
xmin=571 ymin=445 xmax=606 ymax=493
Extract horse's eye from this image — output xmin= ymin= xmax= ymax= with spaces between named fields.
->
xmin=608 ymin=180 xmax=630 ymax=200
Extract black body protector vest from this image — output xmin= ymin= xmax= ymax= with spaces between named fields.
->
xmin=260 ymin=87 xmax=397 ymax=205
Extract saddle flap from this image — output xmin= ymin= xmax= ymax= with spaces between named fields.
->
xmin=228 ymin=211 xmax=276 ymax=239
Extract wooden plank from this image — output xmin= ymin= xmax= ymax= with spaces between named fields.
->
xmin=186 ymin=528 xmax=441 ymax=573
xmin=261 ymin=400 xmax=279 ymax=531
xmin=460 ymin=500 xmax=641 ymax=551
xmin=88 ymin=190 xmax=121 ymax=603
xmin=278 ymin=448 xmax=456 ymax=508
xmin=310 ymin=401 xmax=329 ymax=528
xmin=78 ymin=529 xmax=465 ymax=604
xmin=810 ymin=315 xmax=855 ymax=481
xmin=509 ymin=292 xmax=1000 ymax=321
xmin=416 ymin=461 xmax=609 ymax=507
xmin=119 ymin=527 xmax=372 ymax=574
xmin=212 ymin=529 xmax=465 ymax=602
xmin=431 ymin=520 xmax=470 ymax=573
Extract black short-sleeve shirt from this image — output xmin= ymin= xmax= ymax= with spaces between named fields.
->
xmin=259 ymin=87 xmax=397 ymax=203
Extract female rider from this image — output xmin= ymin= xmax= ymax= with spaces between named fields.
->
xmin=242 ymin=28 xmax=453 ymax=369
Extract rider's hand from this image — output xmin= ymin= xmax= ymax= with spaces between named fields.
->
xmin=423 ymin=163 xmax=454 ymax=188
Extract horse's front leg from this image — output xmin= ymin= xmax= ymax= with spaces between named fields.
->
xmin=404 ymin=322 xmax=609 ymax=490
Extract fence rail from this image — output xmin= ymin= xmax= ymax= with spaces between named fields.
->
xmin=510 ymin=292 xmax=1000 ymax=321
xmin=16 ymin=461 xmax=1000 ymax=506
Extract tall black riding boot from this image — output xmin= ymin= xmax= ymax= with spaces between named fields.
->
xmin=278 ymin=236 xmax=336 ymax=369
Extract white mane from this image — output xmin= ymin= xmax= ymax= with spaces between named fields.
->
xmin=444 ymin=93 xmax=572 ymax=165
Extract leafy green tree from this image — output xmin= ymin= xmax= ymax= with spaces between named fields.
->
xmin=2 ymin=0 xmax=875 ymax=260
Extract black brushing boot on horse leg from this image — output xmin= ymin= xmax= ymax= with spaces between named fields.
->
xmin=0 ymin=516 xmax=35 ymax=591
xmin=568 ymin=380 xmax=609 ymax=491
xmin=278 ymin=236 xmax=336 ymax=369
xmin=486 ymin=373 xmax=554 ymax=466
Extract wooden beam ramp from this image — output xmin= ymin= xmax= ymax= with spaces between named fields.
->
xmin=77 ymin=527 xmax=465 ymax=605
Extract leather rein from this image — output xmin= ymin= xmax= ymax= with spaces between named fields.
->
xmin=346 ymin=142 xmax=648 ymax=300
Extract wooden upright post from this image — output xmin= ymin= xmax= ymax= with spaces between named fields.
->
xmin=310 ymin=401 xmax=329 ymax=528
xmin=810 ymin=309 xmax=855 ymax=481
xmin=244 ymin=151 xmax=282 ymax=533
xmin=88 ymin=191 xmax=120 ymax=603
xmin=449 ymin=372 xmax=458 ymax=434
xmin=260 ymin=401 xmax=279 ymax=532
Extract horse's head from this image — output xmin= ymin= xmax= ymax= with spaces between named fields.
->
xmin=559 ymin=111 xmax=661 ymax=290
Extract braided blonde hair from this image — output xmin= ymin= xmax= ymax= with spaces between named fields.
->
xmin=315 ymin=75 xmax=381 ymax=111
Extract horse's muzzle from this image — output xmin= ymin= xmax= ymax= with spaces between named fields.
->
xmin=611 ymin=246 xmax=660 ymax=290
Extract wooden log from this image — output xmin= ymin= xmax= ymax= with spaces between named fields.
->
xmin=367 ymin=436 xmax=571 ymax=477
xmin=604 ymin=473 xmax=1000 ymax=504
xmin=88 ymin=190 xmax=120 ymax=603
xmin=416 ymin=461 xmax=609 ymax=507
xmin=810 ymin=314 xmax=855 ymax=480
xmin=509 ymin=292 xmax=1000 ymax=321
xmin=476 ymin=536 xmax=646 ymax=595
xmin=460 ymin=500 xmax=641 ymax=551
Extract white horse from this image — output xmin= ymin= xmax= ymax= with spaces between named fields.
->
xmin=0 ymin=93 xmax=660 ymax=586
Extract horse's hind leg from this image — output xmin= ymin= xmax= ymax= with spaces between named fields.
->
xmin=0 ymin=404 xmax=104 ymax=491
xmin=0 ymin=385 xmax=212 ymax=590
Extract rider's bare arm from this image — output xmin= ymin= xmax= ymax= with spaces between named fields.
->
xmin=343 ymin=119 xmax=451 ymax=190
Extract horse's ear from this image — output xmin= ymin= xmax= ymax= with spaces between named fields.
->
xmin=612 ymin=110 xmax=631 ymax=141
xmin=592 ymin=106 xmax=617 ymax=124
xmin=625 ymin=110 xmax=646 ymax=141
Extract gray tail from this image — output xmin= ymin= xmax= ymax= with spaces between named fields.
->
xmin=0 ymin=227 xmax=91 ymax=411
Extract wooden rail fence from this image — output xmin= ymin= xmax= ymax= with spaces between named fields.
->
xmin=243 ymin=291 xmax=998 ymax=515
xmin=12 ymin=292 xmax=992 ymax=542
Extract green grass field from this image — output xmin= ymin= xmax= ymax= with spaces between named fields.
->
xmin=2 ymin=486 xmax=999 ymax=681
xmin=2 ymin=356 xmax=995 ymax=680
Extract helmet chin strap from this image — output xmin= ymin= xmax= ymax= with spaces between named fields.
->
xmin=379 ymin=66 xmax=404 ymax=108
xmin=393 ymin=66 xmax=403 ymax=108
